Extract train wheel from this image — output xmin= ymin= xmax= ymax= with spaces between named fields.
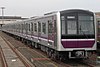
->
xmin=51 ymin=53 xmax=57 ymax=61
xmin=48 ymin=51 xmax=52 ymax=58
xmin=35 ymin=43 xmax=38 ymax=48
xmin=59 ymin=56 xmax=63 ymax=61
xmin=31 ymin=42 xmax=35 ymax=48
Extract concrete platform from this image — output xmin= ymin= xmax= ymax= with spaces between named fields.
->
xmin=0 ymin=36 xmax=26 ymax=67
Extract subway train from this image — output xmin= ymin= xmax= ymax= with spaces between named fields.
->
xmin=96 ymin=16 xmax=100 ymax=53
xmin=2 ymin=9 xmax=97 ymax=60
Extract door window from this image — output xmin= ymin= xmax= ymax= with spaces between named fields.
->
xmin=67 ymin=20 xmax=77 ymax=34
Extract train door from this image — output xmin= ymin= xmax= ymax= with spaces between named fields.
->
xmin=48 ymin=17 xmax=55 ymax=47
xmin=66 ymin=14 xmax=78 ymax=47
xmin=48 ymin=20 xmax=52 ymax=45
xmin=38 ymin=21 xmax=41 ymax=41
xmin=61 ymin=13 xmax=78 ymax=48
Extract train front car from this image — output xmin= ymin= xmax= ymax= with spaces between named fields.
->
xmin=58 ymin=9 xmax=96 ymax=59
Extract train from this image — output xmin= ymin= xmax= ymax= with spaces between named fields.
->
xmin=2 ymin=9 xmax=97 ymax=60
xmin=96 ymin=14 xmax=100 ymax=54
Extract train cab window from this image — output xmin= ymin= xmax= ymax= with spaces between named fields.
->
xmin=67 ymin=16 xmax=77 ymax=34
xmin=78 ymin=15 xmax=94 ymax=35
xmin=61 ymin=15 xmax=77 ymax=35
xmin=42 ymin=23 xmax=46 ymax=34
xmin=67 ymin=20 xmax=77 ymax=34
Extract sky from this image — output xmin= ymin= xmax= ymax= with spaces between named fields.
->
xmin=0 ymin=0 xmax=100 ymax=17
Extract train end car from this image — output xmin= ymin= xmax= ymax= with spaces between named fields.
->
xmin=2 ymin=9 xmax=97 ymax=60
xmin=57 ymin=9 xmax=96 ymax=59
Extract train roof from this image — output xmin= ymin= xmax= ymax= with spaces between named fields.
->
xmin=26 ymin=9 xmax=94 ymax=21
xmin=6 ymin=9 xmax=94 ymax=24
xmin=60 ymin=9 xmax=94 ymax=15
xmin=43 ymin=9 xmax=94 ymax=15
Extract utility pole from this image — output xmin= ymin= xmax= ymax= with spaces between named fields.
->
xmin=1 ymin=7 xmax=5 ymax=25
xmin=0 ymin=7 xmax=5 ymax=30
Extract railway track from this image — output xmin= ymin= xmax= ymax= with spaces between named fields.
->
xmin=0 ymin=45 xmax=8 ymax=67
xmin=0 ymin=31 xmax=99 ymax=67
xmin=0 ymin=32 xmax=64 ymax=67
xmin=0 ymin=32 xmax=34 ymax=67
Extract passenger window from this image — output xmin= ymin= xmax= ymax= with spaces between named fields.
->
xmin=28 ymin=24 xmax=30 ymax=31
xmin=23 ymin=23 xmax=25 ymax=30
xmin=34 ymin=23 xmax=37 ymax=32
xmin=38 ymin=22 xmax=41 ymax=32
xmin=48 ymin=20 xmax=53 ymax=34
xmin=54 ymin=20 xmax=56 ymax=32
xmin=26 ymin=23 xmax=28 ymax=31
xmin=31 ymin=23 xmax=33 ymax=31
xmin=21 ymin=24 xmax=23 ymax=33
xmin=42 ymin=23 xmax=46 ymax=34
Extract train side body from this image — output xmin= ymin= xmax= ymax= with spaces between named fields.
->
xmin=2 ymin=9 xmax=96 ymax=59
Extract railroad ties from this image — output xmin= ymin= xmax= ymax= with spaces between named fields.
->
xmin=0 ymin=33 xmax=34 ymax=67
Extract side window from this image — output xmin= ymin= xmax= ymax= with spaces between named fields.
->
xmin=16 ymin=24 xmax=18 ymax=31
xmin=26 ymin=23 xmax=28 ymax=31
xmin=19 ymin=24 xmax=21 ymax=30
xmin=21 ymin=24 xmax=23 ymax=30
xmin=21 ymin=24 xmax=23 ymax=33
xmin=61 ymin=16 xmax=65 ymax=34
xmin=28 ymin=24 xmax=30 ymax=31
xmin=42 ymin=23 xmax=46 ymax=34
xmin=34 ymin=23 xmax=37 ymax=32
xmin=23 ymin=23 xmax=25 ymax=30
xmin=38 ymin=22 xmax=41 ymax=32
xmin=31 ymin=23 xmax=33 ymax=31
xmin=54 ymin=20 xmax=56 ymax=32
xmin=48 ymin=20 xmax=53 ymax=34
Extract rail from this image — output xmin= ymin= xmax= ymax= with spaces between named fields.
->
xmin=0 ymin=45 xmax=8 ymax=67
xmin=0 ymin=35 xmax=34 ymax=67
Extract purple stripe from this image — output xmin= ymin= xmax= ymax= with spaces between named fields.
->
xmin=61 ymin=40 xmax=95 ymax=48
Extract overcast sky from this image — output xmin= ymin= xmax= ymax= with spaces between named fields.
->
xmin=0 ymin=0 xmax=100 ymax=17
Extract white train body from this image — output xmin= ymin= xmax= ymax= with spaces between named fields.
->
xmin=2 ymin=9 xmax=96 ymax=59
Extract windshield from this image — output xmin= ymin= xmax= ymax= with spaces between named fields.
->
xmin=78 ymin=15 xmax=94 ymax=35
xmin=61 ymin=14 xmax=94 ymax=36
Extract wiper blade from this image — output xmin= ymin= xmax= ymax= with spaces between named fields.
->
xmin=79 ymin=25 xmax=88 ymax=39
